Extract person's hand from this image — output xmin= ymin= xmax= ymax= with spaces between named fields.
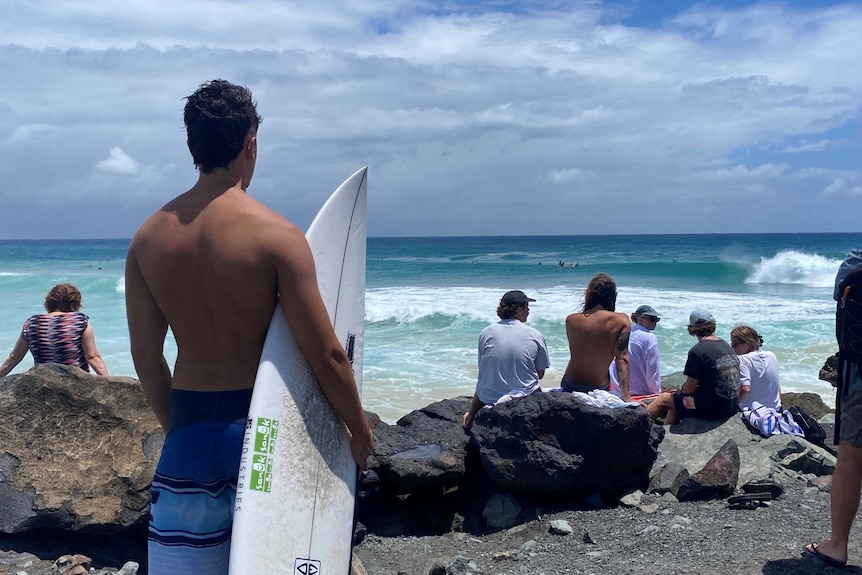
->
xmin=462 ymin=411 xmax=475 ymax=430
xmin=349 ymin=427 xmax=374 ymax=470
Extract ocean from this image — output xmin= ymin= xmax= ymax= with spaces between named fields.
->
xmin=0 ymin=233 xmax=858 ymax=423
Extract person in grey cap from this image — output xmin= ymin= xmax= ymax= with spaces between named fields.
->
xmin=646 ymin=309 xmax=739 ymax=424
xmin=462 ymin=290 xmax=550 ymax=430
xmin=612 ymin=305 xmax=662 ymax=397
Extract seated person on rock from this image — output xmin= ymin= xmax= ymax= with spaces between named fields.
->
xmin=610 ymin=304 xmax=662 ymax=400
xmin=561 ymin=273 xmax=631 ymax=400
xmin=462 ymin=290 xmax=550 ymax=430
xmin=647 ymin=309 xmax=739 ymax=424
xmin=731 ymin=324 xmax=781 ymax=411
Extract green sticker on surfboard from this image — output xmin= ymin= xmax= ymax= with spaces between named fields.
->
xmin=249 ymin=417 xmax=279 ymax=492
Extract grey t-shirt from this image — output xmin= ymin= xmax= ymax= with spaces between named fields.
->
xmin=476 ymin=319 xmax=550 ymax=405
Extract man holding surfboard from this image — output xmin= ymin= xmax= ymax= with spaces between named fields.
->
xmin=125 ymin=79 xmax=374 ymax=575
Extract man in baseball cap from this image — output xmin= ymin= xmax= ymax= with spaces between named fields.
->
xmin=463 ymin=290 xmax=549 ymax=430
xmin=626 ymin=305 xmax=662 ymax=397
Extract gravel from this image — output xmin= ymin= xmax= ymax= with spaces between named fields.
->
xmin=355 ymin=481 xmax=862 ymax=575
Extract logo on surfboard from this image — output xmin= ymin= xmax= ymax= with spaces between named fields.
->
xmin=249 ymin=417 xmax=279 ymax=492
xmin=294 ymin=558 xmax=321 ymax=575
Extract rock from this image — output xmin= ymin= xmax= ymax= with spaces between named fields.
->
xmin=447 ymin=555 xmax=481 ymax=574
xmin=470 ymin=392 xmax=662 ymax=497
xmin=648 ymin=463 xmax=689 ymax=495
xmin=661 ymin=372 xmax=687 ymax=392
xmin=657 ymin=414 xmax=835 ymax=487
xmin=350 ymin=553 xmax=369 ymax=575
xmin=0 ymin=364 xmax=163 ymax=534
xmin=820 ymin=353 xmax=838 ymax=387
xmin=781 ymin=392 xmax=834 ymax=419
xmin=675 ymin=439 xmax=739 ymax=501
xmin=482 ymin=492 xmax=522 ymax=530
xmin=55 ymin=554 xmax=91 ymax=575
xmin=619 ymin=489 xmax=643 ymax=507
xmin=426 ymin=558 xmax=448 ymax=575
xmin=116 ymin=562 xmax=140 ymax=575
xmin=367 ymin=398 xmax=472 ymax=494
xmin=548 ymin=519 xmax=573 ymax=536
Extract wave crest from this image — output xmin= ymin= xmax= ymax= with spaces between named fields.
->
xmin=746 ymin=250 xmax=841 ymax=288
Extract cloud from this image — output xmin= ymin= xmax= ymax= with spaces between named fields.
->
xmin=783 ymin=139 xmax=832 ymax=153
xmin=96 ymin=147 xmax=140 ymax=175
xmin=544 ymin=168 xmax=591 ymax=184
xmin=0 ymin=0 xmax=860 ymax=238
xmin=824 ymin=178 xmax=862 ymax=197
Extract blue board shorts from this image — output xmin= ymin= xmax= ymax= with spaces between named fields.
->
xmin=148 ymin=388 xmax=253 ymax=575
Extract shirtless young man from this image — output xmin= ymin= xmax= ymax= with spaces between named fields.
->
xmin=562 ymin=273 xmax=631 ymax=401
xmin=125 ymin=80 xmax=374 ymax=575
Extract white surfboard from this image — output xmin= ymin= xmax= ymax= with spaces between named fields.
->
xmin=229 ymin=167 xmax=367 ymax=575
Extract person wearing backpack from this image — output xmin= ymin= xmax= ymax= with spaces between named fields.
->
xmin=805 ymin=248 xmax=862 ymax=568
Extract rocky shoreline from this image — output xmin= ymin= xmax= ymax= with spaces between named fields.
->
xmin=354 ymin=478 xmax=858 ymax=575
xmin=0 ymin=362 xmax=847 ymax=575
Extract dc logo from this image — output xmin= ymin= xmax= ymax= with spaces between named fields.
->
xmin=294 ymin=558 xmax=321 ymax=575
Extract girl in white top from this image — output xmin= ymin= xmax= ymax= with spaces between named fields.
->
xmin=731 ymin=324 xmax=781 ymax=411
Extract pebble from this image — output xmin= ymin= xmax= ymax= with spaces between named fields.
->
xmin=548 ymin=520 xmax=574 ymax=536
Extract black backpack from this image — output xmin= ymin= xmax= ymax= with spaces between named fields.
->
xmin=787 ymin=406 xmax=828 ymax=448
xmin=835 ymin=264 xmax=862 ymax=442
xmin=837 ymin=265 xmax=862 ymax=391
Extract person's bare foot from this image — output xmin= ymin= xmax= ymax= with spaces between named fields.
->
xmin=803 ymin=542 xmax=848 ymax=568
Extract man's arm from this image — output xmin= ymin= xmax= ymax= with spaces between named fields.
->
xmin=0 ymin=334 xmax=28 ymax=378
xmin=125 ymin=245 xmax=173 ymax=432
xmin=680 ymin=376 xmax=699 ymax=394
xmin=462 ymin=392 xmax=485 ymax=430
xmin=275 ymin=230 xmax=373 ymax=468
xmin=615 ymin=326 xmax=631 ymax=401
xmin=738 ymin=358 xmax=751 ymax=402
xmin=645 ymin=340 xmax=661 ymax=393
xmin=81 ymin=322 xmax=109 ymax=376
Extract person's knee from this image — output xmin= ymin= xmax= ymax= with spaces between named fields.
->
xmin=837 ymin=443 xmax=862 ymax=469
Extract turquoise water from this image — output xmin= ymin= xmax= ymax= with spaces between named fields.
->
xmin=0 ymin=233 xmax=858 ymax=423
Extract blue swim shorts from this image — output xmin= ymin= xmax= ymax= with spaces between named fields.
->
xmin=147 ymin=388 xmax=252 ymax=575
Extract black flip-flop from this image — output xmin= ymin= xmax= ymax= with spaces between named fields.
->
xmin=803 ymin=543 xmax=847 ymax=569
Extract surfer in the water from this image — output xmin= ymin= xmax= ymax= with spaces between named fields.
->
xmin=125 ymin=79 xmax=374 ymax=575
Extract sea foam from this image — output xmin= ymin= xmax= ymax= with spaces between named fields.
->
xmin=745 ymin=250 xmax=841 ymax=288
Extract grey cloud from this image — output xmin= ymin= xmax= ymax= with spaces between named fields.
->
xmin=0 ymin=1 xmax=860 ymax=238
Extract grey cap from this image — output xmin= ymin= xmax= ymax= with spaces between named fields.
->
xmin=689 ymin=308 xmax=715 ymax=326
xmin=634 ymin=305 xmax=660 ymax=319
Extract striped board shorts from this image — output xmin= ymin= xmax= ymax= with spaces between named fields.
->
xmin=148 ymin=388 xmax=253 ymax=575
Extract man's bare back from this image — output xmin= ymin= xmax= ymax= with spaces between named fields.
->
xmin=127 ymin=79 xmax=372 ymax=575
xmin=562 ymin=274 xmax=631 ymax=400
xmin=125 ymin=80 xmax=371 ymax=465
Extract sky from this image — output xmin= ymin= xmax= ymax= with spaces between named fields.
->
xmin=0 ymin=0 xmax=860 ymax=239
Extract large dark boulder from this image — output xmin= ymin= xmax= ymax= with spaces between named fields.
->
xmin=0 ymin=364 xmax=163 ymax=534
xmin=366 ymin=398 xmax=472 ymax=493
xmin=470 ymin=392 xmax=663 ymax=497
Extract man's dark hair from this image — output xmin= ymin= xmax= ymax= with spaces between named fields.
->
xmin=497 ymin=302 xmax=522 ymax=320
xmin=183 ymin=80 xmax=262 ymax=173
xmin=688 ymin=321 xmax=717 ymax=338
xmin=583 ymin=273 xmax=617 ymax=312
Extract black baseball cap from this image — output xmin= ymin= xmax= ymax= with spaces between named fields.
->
xmin=500 ymin=290 xmax=536 ymax=306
